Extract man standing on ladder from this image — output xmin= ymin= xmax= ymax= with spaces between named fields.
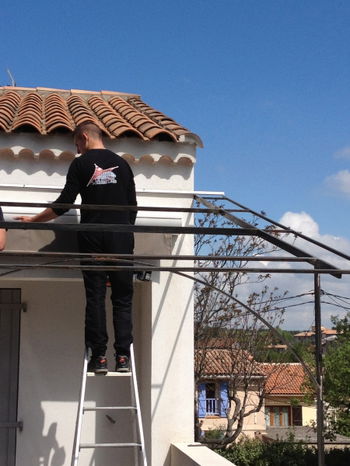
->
xmin=16 ymin=122 xmax=137 ymax=374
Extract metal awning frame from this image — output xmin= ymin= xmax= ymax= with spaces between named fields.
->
xmin=1 ymin=194 xmax=349 ymax=466
xmin=0 ymin=195 xmax=347 ymax=276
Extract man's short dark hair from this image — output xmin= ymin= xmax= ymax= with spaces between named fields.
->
xmin=74 ymin=121 xmax=103 ymax=139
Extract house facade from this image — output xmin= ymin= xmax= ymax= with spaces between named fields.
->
xmin=0 ymin=86 xmax=228 ymax=466
xmin=196 ymin=348 xmax=266 ymax=440
xmin=196 ymin=348 xmax=316 ymax=441
xmin=263 ymin=363 xmax=316 ymax=429
xmin=294 ymin=327 xmax=337 ymax=348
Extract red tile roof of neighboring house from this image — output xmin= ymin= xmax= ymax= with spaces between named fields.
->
xmin=195 ymin=348 xmax=264 ymax=377
xmin=0 ymin=86 xmax=202 ymax=146
xmin=262 ymin=363 xmax=308 ymax=396
xmin=195 ymin=349 xmax=310 ymax=397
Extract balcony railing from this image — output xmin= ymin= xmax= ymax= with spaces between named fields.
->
xmin=206 ymin=398 xmax=219 ymax=416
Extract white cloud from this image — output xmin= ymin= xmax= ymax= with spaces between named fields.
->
xmin=278 ymin=211 xmax=350 ymax=259
xmin=325 ymin=170 xmax=350 ymax=196
xmin=235 ymin=211 xmax=350 ymax=331
xmin=279 ymin=211 xmax=320 ymax=238
xmin=258 ymin=211 xmax=350 ymax=330
xmin=334 ymin=146 xmax=350 ymax=159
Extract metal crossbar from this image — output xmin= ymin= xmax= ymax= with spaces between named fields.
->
xmin=0 ymin=194 xmax=345 ymax=277
xmin=1 ymin=263 xmax=350 ymax=274
xmin=194 ymin=195 xmax=341 ymax=277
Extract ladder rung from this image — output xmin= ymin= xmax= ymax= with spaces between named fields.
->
xmin=87 ymin=372 xmax=131 ymax=377
xmin=84 ymin=406 xmax=137 ymax=411
xmin=72 ymin=344 xmax=147 ymax=465
xmin=80 ymin=442 xmax=141 ymax=449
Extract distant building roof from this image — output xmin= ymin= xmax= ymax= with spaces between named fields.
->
xmin=266 ymin=344 xmax=288 ymax=350
xmin=0 ymin=86 xmax=202 ymax=146
xmin=294 ymin=327 xmax=337 ymax=338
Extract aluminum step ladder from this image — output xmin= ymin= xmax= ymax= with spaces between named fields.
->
xmin=71 ymin=344 xmax=147 ymax=466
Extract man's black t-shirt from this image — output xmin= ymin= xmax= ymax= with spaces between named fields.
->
xmin=53 ymin=149 xmax=137 ymax=224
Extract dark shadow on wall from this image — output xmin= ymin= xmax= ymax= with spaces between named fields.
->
xmin=22 ymin=407 xmax=66 ymax=466
xmin=39 ymin=213 xmax=79 ymax=253
xmin=40 ymin=423 xmax=66 ymax=466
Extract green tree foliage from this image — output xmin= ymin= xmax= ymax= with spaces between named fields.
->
xmin=215 ymin=438 xmax=350 ymax=466
xmin=324 ymin=313 xmax=350 ymax=437
xmin=253 ymin=329 xmax=313 ymax=364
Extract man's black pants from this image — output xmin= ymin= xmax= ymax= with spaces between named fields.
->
xmin=78 ymin=230 xmax=134 ymax=358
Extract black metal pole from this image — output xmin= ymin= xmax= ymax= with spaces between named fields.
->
xmin=314 ymin=271 xmax=325 ymax=466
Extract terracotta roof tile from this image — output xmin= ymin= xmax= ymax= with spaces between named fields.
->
xmin=12 ymin=92 xmax=43 ymax=133
xmin=0 ymin=91 xmax=21 ymax=131
xmin=88 ymin=96 xmax=143 ymax=139
xmin=44 ymin=94 xmax=74 ymax=133
xmin=109 ymin=96 xmax=177 ymax=142
xmin=66 ymin=95 xmax=106 ymax=133
xmin=129 ymin=97 xmax=189 ymax=136
xmin=262 ymin=363 xmax=308 ymax=395
xmin=195 ymin=348 xmax=263 ymax=377
xmin=0 ymin=86 xmax=201 ymax=145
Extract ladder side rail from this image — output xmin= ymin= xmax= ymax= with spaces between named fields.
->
xmin=130 ymin=380 xmax=139 ymax=466
xmin=130 ymin=344 xmax=148 ymax=466
xmin=71 ymin=350 xmax=89 ymax=466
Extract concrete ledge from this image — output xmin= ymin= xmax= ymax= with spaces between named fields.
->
xmin=171 ymin=443 xmax=235 ymax=466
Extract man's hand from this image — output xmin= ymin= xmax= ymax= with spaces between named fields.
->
xmin=14 ymin=208 xmax=58 ymax=223
xmin=15 ymin=216 xmax=35 ymax=222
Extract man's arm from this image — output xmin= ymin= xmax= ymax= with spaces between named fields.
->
xmin=0 ymin=229 xmax=6 ymax=251
xmin=15 ymin=159 xmax=79 ymax=224
xmin=15 ymin=207 xmax=58 ymax=223
xmin=127 ymin=167 xmax=137 ymax=225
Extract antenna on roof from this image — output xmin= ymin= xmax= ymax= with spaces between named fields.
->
xmin=6 ymin=69 xmax=16 ymax=87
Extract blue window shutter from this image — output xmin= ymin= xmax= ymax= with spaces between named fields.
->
xmin=220 ymin=382 xmax=229 ymax=417
xmin=198 ymin=383 xmax=206 ymax=417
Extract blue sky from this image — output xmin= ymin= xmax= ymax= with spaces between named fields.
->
xmin=2 ymin=0 xmax=350 ymax=327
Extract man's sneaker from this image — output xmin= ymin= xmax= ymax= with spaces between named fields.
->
xmin=87 ymin=355 xmax=108 ymax=375
xmin=115 ymin=355 xmax=130 ymax=372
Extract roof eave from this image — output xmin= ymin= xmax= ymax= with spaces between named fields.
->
xmin=178 ymin=133 xmax=203 ymax=148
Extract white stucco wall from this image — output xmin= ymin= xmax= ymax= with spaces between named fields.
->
xmin=0 ymin=131 xmax=198 ymax=466
xmin=1 ymin=278 xmax=151 ymax=466
xmin=302 ymin=406 xmax=317 ymax=426
xmin=150 ymin=227 xmax=194 ymax=464
xmin=171 ymin=443 xmax=235 ymax=465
